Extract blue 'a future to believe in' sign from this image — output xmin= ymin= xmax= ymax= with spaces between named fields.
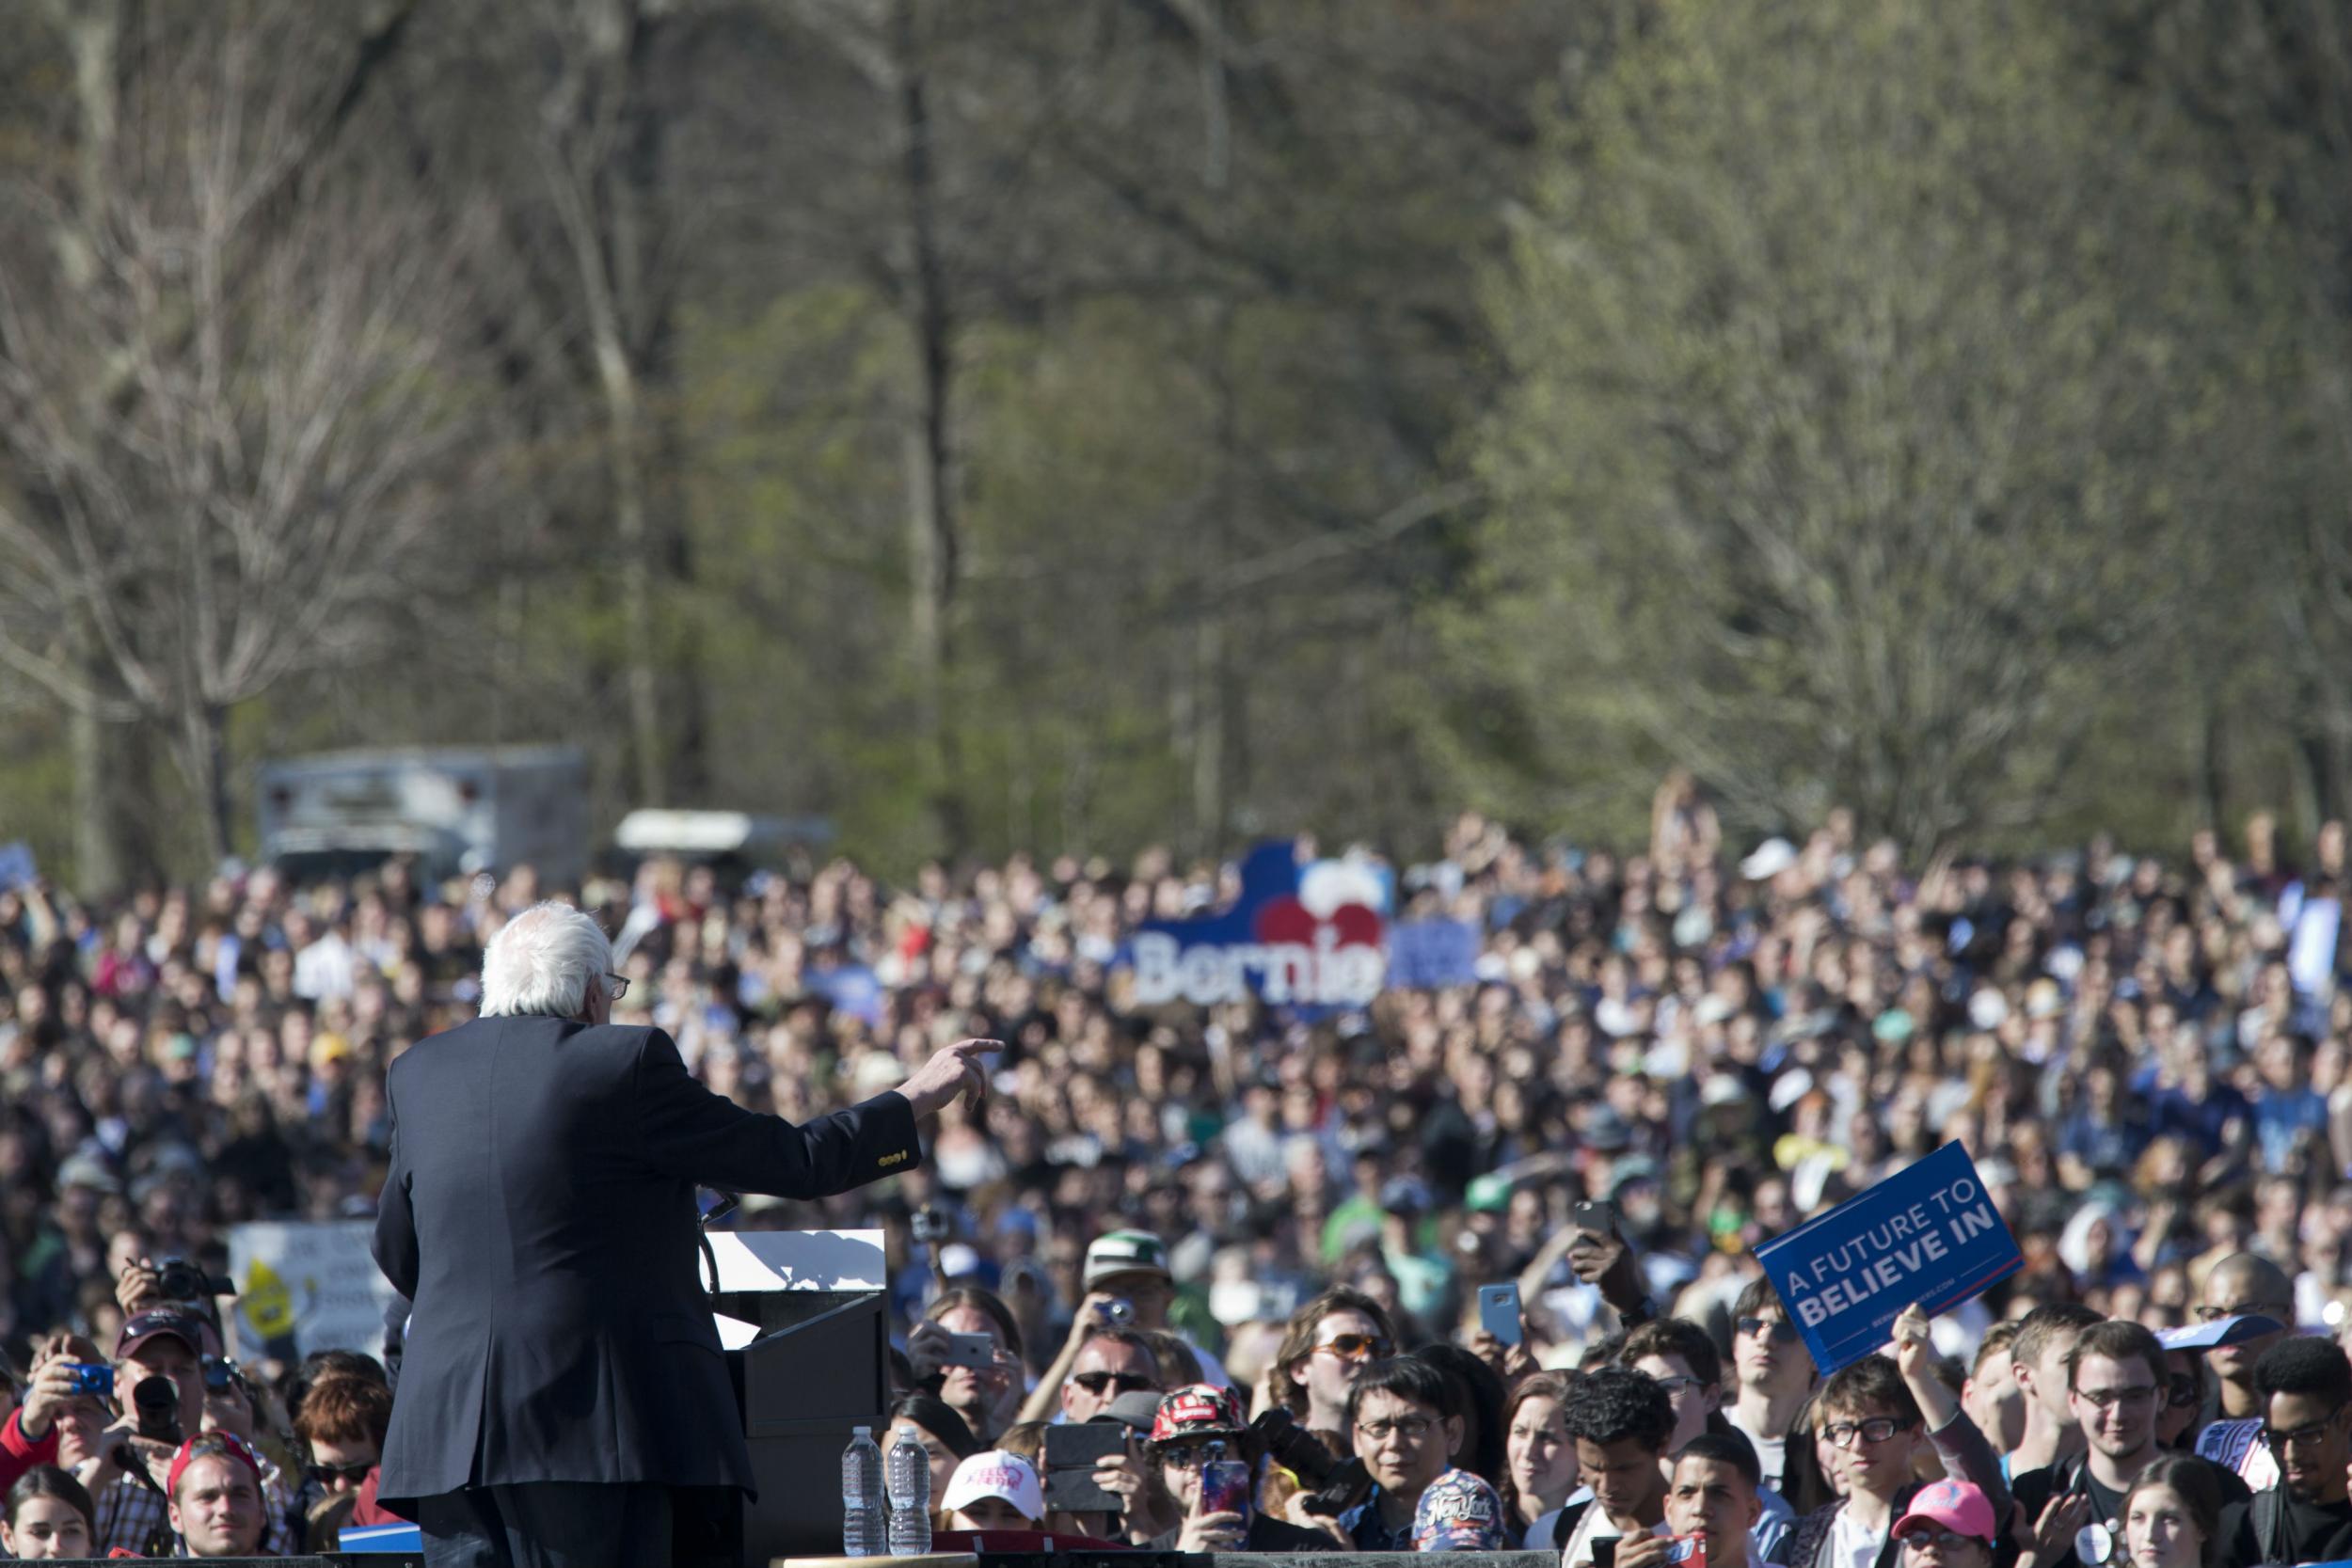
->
xmin=1752 ymin=1141 xmax=2022 ymax=1373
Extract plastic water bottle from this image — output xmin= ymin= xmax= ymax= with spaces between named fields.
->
xmin=886 ymin=1427 xmax=933 ymax=1555
xmin=842 ymin=1425 xmax=886 ymax=1556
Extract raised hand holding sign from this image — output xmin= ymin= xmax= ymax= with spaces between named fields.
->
xmin=1752 ymin=1143 xmax=2022 ymax=1374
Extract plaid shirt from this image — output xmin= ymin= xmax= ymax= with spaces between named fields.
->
xmin=92 ymin=1445 xmax=297 ymax=1558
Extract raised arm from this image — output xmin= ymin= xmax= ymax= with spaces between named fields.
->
xmin=1892 ymin=1304 xmax=2009 ymax=1517
xmin=635 ymin=1030 xmax=904 ymax=1195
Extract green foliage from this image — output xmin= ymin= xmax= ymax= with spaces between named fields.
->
xmin=1462 ymin=0 xmax=2242 ymax=854
xmin=9 ymin=0 xmax=2352 ymax=884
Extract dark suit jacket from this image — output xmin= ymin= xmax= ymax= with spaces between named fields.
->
xmin=371 ymin=1013 xmax=920 ymax=1508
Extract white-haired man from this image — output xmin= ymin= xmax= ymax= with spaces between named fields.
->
xmin=373 ymin=901 xmax=996 ymax=1568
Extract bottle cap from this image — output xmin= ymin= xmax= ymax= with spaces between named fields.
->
xmin=853 ymin=1424 xmax=871 ymax=1435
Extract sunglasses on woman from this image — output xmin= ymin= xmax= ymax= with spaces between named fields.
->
xmin=1157 ymin=1442 xmax=1236 ymax=1470
xmin=1312 ymin=1333 xmax=1393 ymax=1361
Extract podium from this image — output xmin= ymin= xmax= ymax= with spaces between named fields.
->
xmin=691 ymin=1229 xmax=892 ymax=1568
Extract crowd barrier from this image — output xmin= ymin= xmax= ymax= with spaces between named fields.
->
xmin=22 ymin=1552 xmax=1565 ymax=1568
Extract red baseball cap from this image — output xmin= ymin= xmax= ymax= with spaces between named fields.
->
xmin=1149 ymin=1383 xmax=1248 ymax=1446
xmin=166 ymin=1431 xmax=264 ymax=1500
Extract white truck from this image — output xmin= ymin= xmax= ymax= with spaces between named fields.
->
xmin=257 ymin=747 xmax=589 ymax=886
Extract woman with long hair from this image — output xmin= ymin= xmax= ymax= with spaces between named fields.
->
xmin=1499 ymin=1371 xmax=1581 ymax=1548
xmin=1779 ymin=1392 xmax=1840 ymax=1515
xmin=2120 ymin=1454 xmax=2223 ymax=1568
xmin=1 ymin=1467 xmax=96 ymax=1560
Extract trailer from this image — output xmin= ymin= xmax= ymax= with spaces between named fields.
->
xmin=257 ymin=746 xmax=589 ymax=886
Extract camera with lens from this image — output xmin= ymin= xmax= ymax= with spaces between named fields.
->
xmin=1250 ymin=1407 xmax=1373 ymax=1516
xmin=154 ymin=1256 xmax=234 ymax=1303
xmin=132 ymin=1375 xmax=183 ymax=1446
xmin=910 ymin=1207 xmax=950 ymax=1245
xmin=202 ymin=1355 xmax=249 ymax=1400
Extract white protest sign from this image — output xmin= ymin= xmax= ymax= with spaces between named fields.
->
xmin=226 ymin=1221 xmax=403 ymax=1363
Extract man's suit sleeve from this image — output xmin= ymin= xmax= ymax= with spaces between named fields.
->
xmin=634 ymin=1028 xmax=922 ymax=1196
xmin=372 ymin=1080 xmax=420 ymax=1299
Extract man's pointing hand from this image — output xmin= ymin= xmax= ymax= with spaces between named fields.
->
xmin=898 ymin=1037 xmax=1002 ymax=1120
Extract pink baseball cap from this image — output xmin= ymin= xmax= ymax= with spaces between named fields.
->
xmin=1893 ymin=1480 xmax=1998 ymax=1545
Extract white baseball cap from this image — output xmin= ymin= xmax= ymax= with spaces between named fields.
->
xmin=1740 ymin=836 xmax=1799 ymax=880
xmin=942 ymin=1450 xmax=1043 ymax=1523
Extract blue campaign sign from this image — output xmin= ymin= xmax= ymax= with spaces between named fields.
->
xmin=804 ymin=961 xmax=884 ymax=1025
xmin=1125 ymin=841 xmax=1389 ymax=1009
xmin=1752 ymin=1141 xmax=2022 ymax=1373
xmin=1388 ymin=919 xmax=1483 ymax=989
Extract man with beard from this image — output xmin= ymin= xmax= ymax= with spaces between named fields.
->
xmin=2217 ymin=1337 xmax=2352 ymax=1568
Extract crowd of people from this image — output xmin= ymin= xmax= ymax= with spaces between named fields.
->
xmin=869 ymin=1220 xmax=2352 ymax=1568
xmin=5 ymin=778 xmax=2352 ymax=1559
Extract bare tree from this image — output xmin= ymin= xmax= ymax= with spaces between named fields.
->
xmin=774 ymin=0 xmax=968 ymax=847
xmin=522 ymin=0 xmax=710 ymax=809
xmin=0 ymin=3 xmax=478 ymax=867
